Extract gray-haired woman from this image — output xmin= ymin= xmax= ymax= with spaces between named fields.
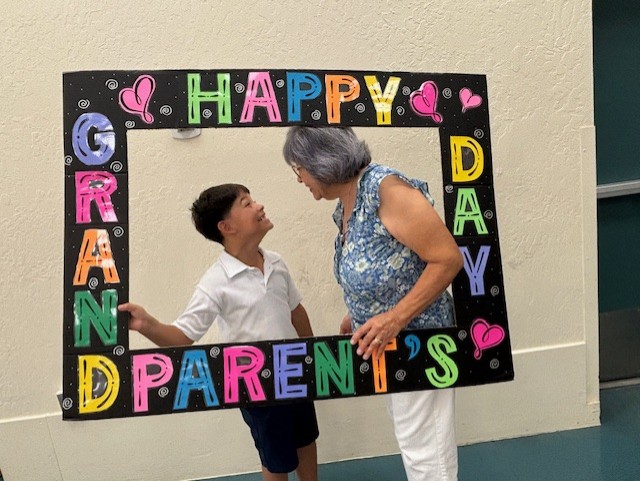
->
xmin=283 ymin=126 xmax=462 ymax=481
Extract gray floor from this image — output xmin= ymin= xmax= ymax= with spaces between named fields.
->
xmin=206 ymin=384 xmax=640 ymax=481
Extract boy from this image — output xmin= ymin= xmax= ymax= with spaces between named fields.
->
xmin=118 ymin=184 xmax=319 ymax=481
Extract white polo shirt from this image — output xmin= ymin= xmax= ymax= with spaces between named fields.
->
xmin=172 ymin=249 xmax=302 ymax=343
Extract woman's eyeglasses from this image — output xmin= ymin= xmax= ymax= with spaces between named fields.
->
xmin=291 ymin=164 xmax=302 ymax=179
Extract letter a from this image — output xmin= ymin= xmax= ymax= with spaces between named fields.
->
xmin=73 ymin=229 xmax=120 ymax=285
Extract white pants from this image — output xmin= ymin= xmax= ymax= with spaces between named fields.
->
xmin=387 ymin=389 xmax=458 ymax=481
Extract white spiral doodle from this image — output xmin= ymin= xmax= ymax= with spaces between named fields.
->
xmin=64 ymin=155 xmax=73 ymax=165
xmin=235 ymin=83 xmax=245 ymax=93
xmin=445 ymin=185 xmax=454 ymax=194
xmin=113 ymin=345 xmax=125 ymax=356
xmin=395 ymin=370 xmax=407 ymax=381
xmin=78 ymin=99 xmax=90 ymax=109
xmin=396 ymin=106 xmax=405 ymax=116
xmin=490 ymin=359 xmax=500 ymax=369
xmin=210 ymin=347 xmax=220 ymax=358
xmin=305 ymin=356 xmax=313 ymax=364
xmin=125 ymin=120 xmax=135 ymax=129
xmin=355 ymin=103 xmax=366 ymax=113
xmin=490 ymin=286 xmax=500 ymax=297
xmin=158 ymin=387 xmax=170 ymax=398
xmin=202 ymin=109 xmax=213 ymax=119
xmin=458 ymin=330 xmax=468 ymax=341
xmin=112 ymin=226 xmax=124 ymax=237
xmin=261 ymin=369 xmax=272 ymax=379
xmin=484 ymin=210 xmax=494 ymax=220
xmin=88 ymin=277 xmax=99 ymax=290
xmin=275 ymin=79 xmax=285 ymax=88
xmin=111 ymin=161 xmax=123 ymax=173
xmin=311 ymin=110 xmax=322 ymax=120
xmin=62 ymin=398 xmax=73 ymax=410
xmin=159 ymin=105 xmax=173 ymax=116
xmin=105 ymin=79 xmax=119 ymax=90
xmin=402 ymin=86 xmax=412 ymax=96
xmin=442 ymin=88 xmax=453 ymax=99
xmin=359 ymin=362 xmax=370 ymax=374
xmin=474 ymin=128 xmax=484 ymax=139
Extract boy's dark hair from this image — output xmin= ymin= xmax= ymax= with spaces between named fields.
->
xmin=190 ymin=184 xmax=250 ymax=244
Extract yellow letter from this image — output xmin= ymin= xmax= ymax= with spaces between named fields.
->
xmin=78 ymin=355 xmax=120 ymax=413
xmin=450 ymin=136 xmax=484 ymax=182
xmin=364 ymin=76 xmax=400 ymax=125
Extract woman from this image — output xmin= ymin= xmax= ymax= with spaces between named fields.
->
xmin=283 ymin=126 xmax=463 ymax=481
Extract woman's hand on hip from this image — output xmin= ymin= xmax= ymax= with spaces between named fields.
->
xmin=350 ymin=311 xmax=404 ymax=361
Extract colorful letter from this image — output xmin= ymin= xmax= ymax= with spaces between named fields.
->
xmin=287 ymin=72 xmax=322 ymax=122
xmin=364 ymin=75 xmax=401 ymax=125
xmin=132 ymin=353 xmax=174 ymax=413
xmin=187 ymin=73 xmax=231 ymax=125
xmin=174 ymin=350 xmax=219 ymax=410
xmin=460 ymin=245 xmax=491 ymax=296
xmin=314 ymin=340 xmax=354 ymax=397
xmin=372 ymin=339 xmax=397 ymax=393
xmin=72 ymin=113 xmax=115 ymax=166
xmin=425 ymin=335 xmax=458 ymax=388
xmin=450 ymin=136 xmax=485 ymax=182
xmin=453 ymin=188 xmax=489 ymax=236
xmin=273 ymin=343 xmax=307 ymax=399
xmin=325 ymin=75 xmax=360 ymax=124
xmin=224 ymin=346 xmax=267 ymax=403
xmin=240 ymin=72 xmax=282 ymax=123
xmin=74 ymin=289 xmax=117 ymax=347
xmin=78 ymin=355 xmax=120 ymax=413
xmin=75 ymin=171 xmax=118 ymax=224
xmin=73 ymin=229 xmax=120 ymax=285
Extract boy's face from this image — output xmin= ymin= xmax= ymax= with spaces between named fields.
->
xmin=223 ymin=192 xmax=273 ymax=240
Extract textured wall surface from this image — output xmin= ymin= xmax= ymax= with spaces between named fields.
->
xmin=0 ymin=1 xmax=598 ymax=480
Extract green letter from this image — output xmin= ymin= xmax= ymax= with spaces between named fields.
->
xmin=74 ymin=289 xmax=117 ymax=347
xmin=453 ymin=188 xmax=488 ymax=236
xmin=425 ymin=334 xmax=458 ymax=388
xmin=314 ymin=340 xmax=354 ymax=397
xmin=188 ymin=73 xmax=231 ymax=125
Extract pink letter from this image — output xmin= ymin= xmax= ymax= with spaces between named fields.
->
xmin=224 ymin=346 xmax=266 ymax=403
xmin=240 ymin=72 xmax=282 ymax=123
xmin=75 ymin=171 xmax=118 ymax=224
xmin=132 ymin=354 xmax=174 ymax=413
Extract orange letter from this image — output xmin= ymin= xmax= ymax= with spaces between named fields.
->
xmin=325 ymin=75 xmax=360 ymax=124
xmin=372 ymin=339 xmax=397 ymax=393
xmin=73 ymin=229 xmax=120 ymax=285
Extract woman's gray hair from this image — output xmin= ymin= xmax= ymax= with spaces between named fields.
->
xmin=283 ymin=126 xmax=371 ymax=184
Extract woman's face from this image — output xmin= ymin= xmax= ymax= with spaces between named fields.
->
xmin=292 ymin=164 xmax=335 ymax=201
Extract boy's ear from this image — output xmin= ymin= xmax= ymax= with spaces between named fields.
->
xmin=218 ymin=219 xmax=235 ymax=237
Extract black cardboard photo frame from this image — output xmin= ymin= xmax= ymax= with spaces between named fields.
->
xmin=62 ymin=69 xmax=514 ymax=419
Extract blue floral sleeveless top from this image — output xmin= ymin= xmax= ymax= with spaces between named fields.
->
xmin=333 ymin=164 xmax=455 ymax=330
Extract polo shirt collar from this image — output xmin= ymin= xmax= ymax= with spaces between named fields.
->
xmin=219 ymin=248 xmax=280 ymax=278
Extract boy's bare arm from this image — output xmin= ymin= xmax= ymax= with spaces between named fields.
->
xmin=291 ymin=303 xmax=314 ymax=338
xmin=118 ymin=302 xmax=194 ymax=347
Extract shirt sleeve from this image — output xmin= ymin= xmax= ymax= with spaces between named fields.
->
xmin=172 ymin=286 xmax=221 ymax=342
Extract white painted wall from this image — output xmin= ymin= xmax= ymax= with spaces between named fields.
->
xmin=0 ymin=1 xmax=598 ymax=480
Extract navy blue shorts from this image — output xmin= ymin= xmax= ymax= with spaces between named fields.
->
xmin=240 ymin=401 xmax=319 ymax=474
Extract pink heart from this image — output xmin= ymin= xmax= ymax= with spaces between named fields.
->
xmin=470 ymin=318 xmax=505 ymax=360
xmin=459 ymin=87 xmax=483 ymax=113
xmin=118 ymin=75 xmax=156 ymax=124
xmin=409 ymin=81 xmax=443 ymax=123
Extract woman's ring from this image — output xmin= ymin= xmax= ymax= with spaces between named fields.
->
xmin=373 ymin=337 xmax=383 ymax=345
